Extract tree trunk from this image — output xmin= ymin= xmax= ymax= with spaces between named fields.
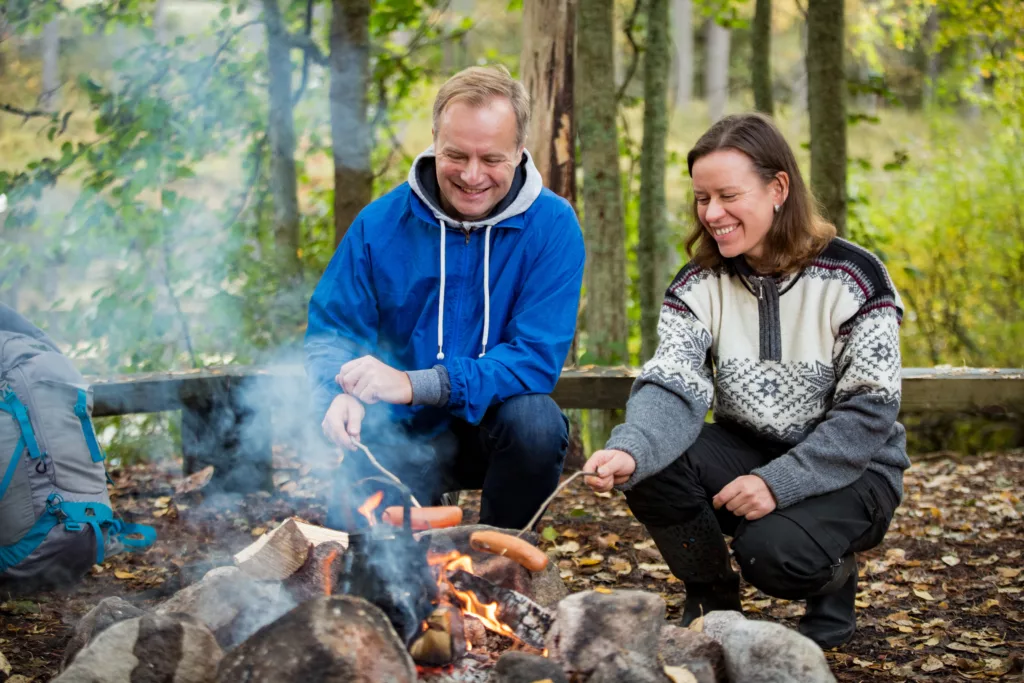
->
xmin=921 ymin=9 xmax=939 ymax=108
xmin=670 ymin=0 xmax=694 ymax=110
xmin=40 ymin=18 xmax=59 ymax=112
xmin=638 ymin=0 xmax=670 ymax=363
xmin=705 ymin=20 xmax=730 ymax=123
xmin=791 ymin=20 xmax=808 ymax=121
xmin=520 ymin=0 xmax=576 ymax=206
xmin=263 ymin=0 xmax=301 ymax=275
xmin=577 ymin=0 xmax=627 ymax=448
xmin=751 ymin=0 xmax=773 ymax=115
xmin=154 ymin=0 xmax=168 ymax=44
xmin=807 ymin=0 xmax=846 ymax=236
xmin=329 ymin=0 xmax=372 ymax=248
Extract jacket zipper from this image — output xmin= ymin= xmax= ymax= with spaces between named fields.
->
xmin=752 ymin=276 xmax=782 ymax=362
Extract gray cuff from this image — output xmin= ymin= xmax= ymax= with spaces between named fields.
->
xmin=408 ymin=365 xmax=451 ymax=407
xmin=605 ymin=424 xmax=653 ymax=491
xmin=750 ymin=459 xmax=803 ymax=510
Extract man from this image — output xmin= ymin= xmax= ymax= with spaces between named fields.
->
xmin=305 ymin=65 xmax=585 ymax=530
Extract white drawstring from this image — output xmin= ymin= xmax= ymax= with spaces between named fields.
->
xmin=479 ymin=224 xmax=492 ymax=358
xmin=435 ymin=220 xmax=493 ymax=360
xmin=436 ymin=219 xmax=446 ymax=360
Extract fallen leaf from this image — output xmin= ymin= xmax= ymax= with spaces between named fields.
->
xmin=114 ymin=570 xmax=138 ymax=580
xmin=996 ymin=567 xmax=1021 ymax=579
xmin=914 ymin=589 xmax=935 ymax=601
xmin=921 ymin=655 xmax=944 ymax=672
xmin=941 ymin=555 xmax=960 ymax=566
xmin=153 ymin=496 xmax=171 ymax=509
xmin=0 ymin=649 xmax=10 ymax=677
xmin=664 ymin=666 xmax=698 ymax=683
xmin=554 ymin=541 xmax=580 ymax=555
xmin=174 ymin=465 xmax=215 ymax=495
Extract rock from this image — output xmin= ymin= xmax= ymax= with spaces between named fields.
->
xmin=156 ymin=565 xmax=290 ymax=647
xmin=545 ymin=590 xmax=665 ymax=676
xmin=659 ymin=624 xmax=725 ymax=682
xmin=53 ymin=613 xmax=222 ymax=683
xmin=491 ymin=651 xmax=568 ymax=683
xmin=62 ymin=596 xmax=145 ymax=670
xmin=701 ymin=611 xmax=837 ymax=683
xmin=215 ymin=595 xmax=416 ymax=683
xmin=529 ymin=559 xmax=569 ymax=608
xmin=588 ymin=650 xmax=669 ymax=683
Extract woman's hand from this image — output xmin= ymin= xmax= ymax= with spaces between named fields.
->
xmin=583 ymin=449 xmax=637 ymax=493
xmin=713 ymin=474 xmax=777 ymax=521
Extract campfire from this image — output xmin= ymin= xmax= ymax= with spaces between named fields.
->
xmin=331 ymin=489 xmax=551 ymax=668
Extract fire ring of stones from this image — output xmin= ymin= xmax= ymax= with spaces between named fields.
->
xmin=55 ymin=519 xmax=837 ymax=683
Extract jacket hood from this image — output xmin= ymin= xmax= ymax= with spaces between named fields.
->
xmin=407 ymin=146 xmax=544 ymax=228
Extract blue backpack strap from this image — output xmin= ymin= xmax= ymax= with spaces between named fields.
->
xmin=2 ymin=391 xmax=42 ymax=460
xmin=60 ymin=501 xmax=156 ymax=562
xmin=73 ymin=389 xmax=105 ymax=463
xmin=0 ymin=495 xmax=61 ymax=573
xmin=111 ymin=521 xmax=157 ymax=550
xmin=0 ymin=436 xmax=26 ymax=501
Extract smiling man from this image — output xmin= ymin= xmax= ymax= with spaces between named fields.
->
xmin=305 ymin=65 xmax=585 ymax=530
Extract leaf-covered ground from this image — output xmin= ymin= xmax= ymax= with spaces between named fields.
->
xmin=2 ymin=449 xmax=1023 ymax=682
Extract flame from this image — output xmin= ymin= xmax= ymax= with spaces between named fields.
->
xmin=320 ymin=547 xmax=341 ymax=596
xmin=452 ymin=588 xmax=517 ymax=639
xmin=357 ymin=491 xmax=384 ymax=526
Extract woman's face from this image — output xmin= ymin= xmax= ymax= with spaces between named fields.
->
xmin=691 ymin=148 xmax=787 ymax=261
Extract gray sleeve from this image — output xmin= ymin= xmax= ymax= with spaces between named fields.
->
xmin=604 ymin=296 xmax=715 ymax=489
xmin=752 ymin=306 xmax=903 ymax=508
xmin=606 ymin=384 xmax=707 ymax=489
xmin=408 ymin=365 xmax=451 ymax=407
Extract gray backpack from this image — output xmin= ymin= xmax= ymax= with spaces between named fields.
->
xmin=0 ymin=304 xmax=154 ymax=592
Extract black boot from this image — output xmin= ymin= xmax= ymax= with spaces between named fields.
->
xmin=646 ymin=506 xmax=743 ymax=626
xmin=798 ymin=554 xmax=858 ymax=649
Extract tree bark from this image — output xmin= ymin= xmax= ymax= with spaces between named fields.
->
xmin=638 ymin=0 xmax=670 ymax=362
xmin=751 ymin=0 xmax=773 ymax=115
xmin=153 ymin=0 xmax=168 ymax=44
xmin=807 ymin=0 xmax=846 ymax=236
xmin=263 ymin=0 xmax=301 ymax=274
xmin=329 ymin=0 xmax=372 ymax=248
xmin=519 ymin=0 xmax=576 ymax=206
xmin=670 ymin=0 xmax=694 ymax=110
xmin=577 ymin=0 xmax=627 ymax=447
xmin=705 ymin=20 xmax=730 ymax=123
xmin=40 ymin=17 xmax=59 ymax=112
xmin=921 ymin=9 xmax=939 ymax=108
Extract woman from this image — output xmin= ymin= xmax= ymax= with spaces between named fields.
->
xmin=583 ymin=113 xmax=909 ymax=649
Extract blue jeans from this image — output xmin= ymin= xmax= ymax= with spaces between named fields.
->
xmin=328 ymin=394 xmax=569 ymax=531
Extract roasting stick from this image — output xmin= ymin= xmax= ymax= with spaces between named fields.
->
xmin=516 ymin=470 xmax=602 ymax=538
xmin=336 ymin=441 xmax=424 ymax=508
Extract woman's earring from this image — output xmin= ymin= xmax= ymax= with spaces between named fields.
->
xmin=773 ymin=204 xmax=781 ymax=213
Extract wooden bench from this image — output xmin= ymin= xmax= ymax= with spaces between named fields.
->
xmin=86 ymin=366 xmax=1024 ymax=492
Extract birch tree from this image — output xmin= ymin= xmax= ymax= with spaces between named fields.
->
xmin=807 ymin=0 xmax=846 ymax=235
xmin=705 ymin=19 xmax=730 ymax=122
xmin=671 ymin=0 xmax=694 ymax=110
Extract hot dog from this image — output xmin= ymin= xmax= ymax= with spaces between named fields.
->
xmin=381 ymin=505 xmax=463 ymax=530
xmin=469 ymin=530 xmax=549 ymax=572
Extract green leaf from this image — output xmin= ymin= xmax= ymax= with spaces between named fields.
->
xmin=541 ymin=526 xmax=559 ymax=542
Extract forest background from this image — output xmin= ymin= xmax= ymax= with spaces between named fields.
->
xmin=0 ymin=0 xmax=1021 ymax=462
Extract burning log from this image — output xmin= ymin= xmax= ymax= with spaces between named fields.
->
xmin=407 ymin=604 xmax=467 ymax=667
xmin=446 ymin=569 xmax=554 ymax=650
xmin=284 ymin=541 xmax=347 ymax=602
xmin=234 ymin=518 xmax=348 ymax=581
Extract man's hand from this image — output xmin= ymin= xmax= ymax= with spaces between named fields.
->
xmin=322 ymin=394 xmax=366 ymax=451
xmin=337 ymin=356 xmax=413 ymax=405
xmin=583 ymin=449 xmax=637 ymax=493
xmin=713 ymin=474 xmax=777 ymax=521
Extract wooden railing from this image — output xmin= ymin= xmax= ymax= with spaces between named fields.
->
xmin=86 ymin=366 xmax=1024 ymax=492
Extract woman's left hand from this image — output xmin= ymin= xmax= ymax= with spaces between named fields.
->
xmin=713 ymin=475 xmax=777 ymax=521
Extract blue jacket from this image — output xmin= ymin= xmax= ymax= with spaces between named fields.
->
xmin=305 ymin=148 xmax=585 ymax=433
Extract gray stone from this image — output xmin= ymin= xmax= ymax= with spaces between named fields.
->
xmin=529 ymin=559 xmax=569 ymax=608
xmin=490 ymin=651 xmax=568 ymax=683
xmin=701 ymin=611 xmax=837 ymax=683
xmin=588 ymin=650 xmax=670 ymax=683
xmin=53 ymin=613 xmax=222 ymax=683
xmin=659 ymin=624 xmax=726 ymax=682
xmin=215 ymin=595 xmax=416 ymax=683
xmin=545 ymin=590 xmax=665 ymax=676
xmin=62 ymin=596 xmax=145 ymax=671
xmin=156 ymin=565 xmax=287 ymax=647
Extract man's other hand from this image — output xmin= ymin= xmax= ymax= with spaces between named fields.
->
xmin=583 ymin=449 xmax=636 ymax=493
xmin=338 ymin=356 xmax=413 ymax=405
xmin=713 ymin=474 xmax=777 ymax=521
xmin=322 ymin=394 xmax=365 ymax=451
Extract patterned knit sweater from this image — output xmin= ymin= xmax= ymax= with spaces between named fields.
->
xmin=606 ymin=238 xmax=910 ymax=509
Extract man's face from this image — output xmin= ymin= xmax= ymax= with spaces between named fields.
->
xmin=433 ymin=97 xmax=523 ymax=222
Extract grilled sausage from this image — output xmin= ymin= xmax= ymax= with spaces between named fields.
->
xmin=381 ymin=505 xmax=463 ymax=530
xmin=469 ymin=530 xmax=549 ymax=572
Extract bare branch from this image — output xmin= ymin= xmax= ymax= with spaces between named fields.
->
xmin=291 ymin=0 xmax=315 ymax=106
xmin=616 ymin=0 xmax=644 ymax=105
xmin=0 ymin=102 xmax=58 ymax=121
xmin=285 ymin=31 xmax=327 ymax=67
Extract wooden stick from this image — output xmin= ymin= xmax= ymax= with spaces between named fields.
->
xmin=517 ymin=470 xmax=601 ymax=537
xmin=352 ymin=441 xmax=422 ymax=508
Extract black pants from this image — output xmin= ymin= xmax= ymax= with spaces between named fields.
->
xmin=328 ymin=394 xmax=569 ymax=531
xmin=624 ymin=422 xmax=899 ymax=600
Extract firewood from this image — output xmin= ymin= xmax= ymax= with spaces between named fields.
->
xmin=446 ymin=569 xmax=554 ymax=650
xmin=234 ymin=518 xmax=348 ymax=581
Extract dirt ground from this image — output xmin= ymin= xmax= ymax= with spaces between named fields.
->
xmin=2 ymin=449 xmax=1022 ymax=682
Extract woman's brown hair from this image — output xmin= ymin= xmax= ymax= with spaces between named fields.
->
xmin=684 ymin=113 xmax=836 ymax=274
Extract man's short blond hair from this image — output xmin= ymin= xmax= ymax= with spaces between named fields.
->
xmin=433 ymin=65 xmax=531 ymax=148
